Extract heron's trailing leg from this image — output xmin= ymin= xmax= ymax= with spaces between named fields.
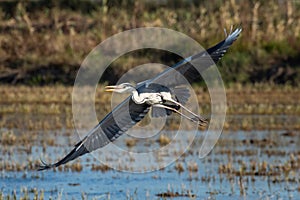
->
xmin=165 ymin=98 xmax=208 ymax=124
xmin=153 ymin=104 xmax=207 ymax=127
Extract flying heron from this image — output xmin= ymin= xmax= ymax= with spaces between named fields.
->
xmin=38 ymin=28 xmax=242 ymax=170
xmin=105 ymin=82 xmax=207 ymax=125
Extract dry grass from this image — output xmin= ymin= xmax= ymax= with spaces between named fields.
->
xmin=0 ymin=84 xmax=298 ymax=176
xmin=0 ymin=0 xmax=300 ymax=84
xmin=0 ymin=84 xmax=299 ymax=132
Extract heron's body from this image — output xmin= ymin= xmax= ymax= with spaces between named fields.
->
xmin=38 ymin=27 xmax=242 ymax=171
xmin=132 ymin=92 xmax=165 ymax=104
xmin=133 ymin=83 xmax=174 ymax=105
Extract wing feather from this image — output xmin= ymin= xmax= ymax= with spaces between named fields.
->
xmin=151 ymin=86 xmax=190 ymax=118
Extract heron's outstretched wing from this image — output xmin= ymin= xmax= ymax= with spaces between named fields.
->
xmin=38 ymin=97 xmax=150 ymax=170
xmin=148 ymin=28 xmax=242 ymax=87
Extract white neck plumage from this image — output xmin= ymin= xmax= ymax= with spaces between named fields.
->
xmin=131 ymin=90 xmax=145 ymax=104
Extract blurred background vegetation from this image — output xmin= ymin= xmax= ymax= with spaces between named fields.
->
xmin=0 ymin=0 xmax=299 ymax=86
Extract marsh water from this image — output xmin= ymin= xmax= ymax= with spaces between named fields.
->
xmin=1 ymin=115 xmax=299 ymax=199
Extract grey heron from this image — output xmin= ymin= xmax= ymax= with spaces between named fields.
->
xmin=38 ymin=28 xmax=242 ymax=170
xmin=105 ymin=83 xmax=207 ymax=125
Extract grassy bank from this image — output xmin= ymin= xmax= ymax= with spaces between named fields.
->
xmin=0 ymin=0 xmax=300 ymax=85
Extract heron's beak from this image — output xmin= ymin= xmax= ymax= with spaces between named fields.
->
xmin=105 ymin=85 xmax=118 ymax=92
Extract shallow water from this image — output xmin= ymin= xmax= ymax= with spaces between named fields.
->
xmin=1 ymin=126 xmax=299 ymax=199
xmin=2 ymin=167 xmax=299 ymax=199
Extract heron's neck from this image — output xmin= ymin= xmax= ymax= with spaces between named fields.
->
xmin=131 ymin=90 xmax=145 ymax=104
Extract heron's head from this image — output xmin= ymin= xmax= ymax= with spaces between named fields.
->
xmin=105 ymin=83 xmax=136 ymax=93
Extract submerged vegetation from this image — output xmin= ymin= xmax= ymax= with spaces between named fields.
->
xmin=0 ymin=0 xmax=300 ymax=85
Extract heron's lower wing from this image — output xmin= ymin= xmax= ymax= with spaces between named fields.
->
xmin=151 ymin=106 xmax=172 ymax=118
xmin=38 ymin=97 xmax=150 ymax=170
xmin=172 ymin=87 xmax=190 ymax=104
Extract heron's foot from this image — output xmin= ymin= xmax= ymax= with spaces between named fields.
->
xmin=191 ymin=116 xmax=208 ymax=127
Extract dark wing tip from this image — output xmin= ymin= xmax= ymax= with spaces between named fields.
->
xmin=225 ymin=27 xmax=242 ymax=43
xmin=37 ymin=140 xmax=90 ymax=171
